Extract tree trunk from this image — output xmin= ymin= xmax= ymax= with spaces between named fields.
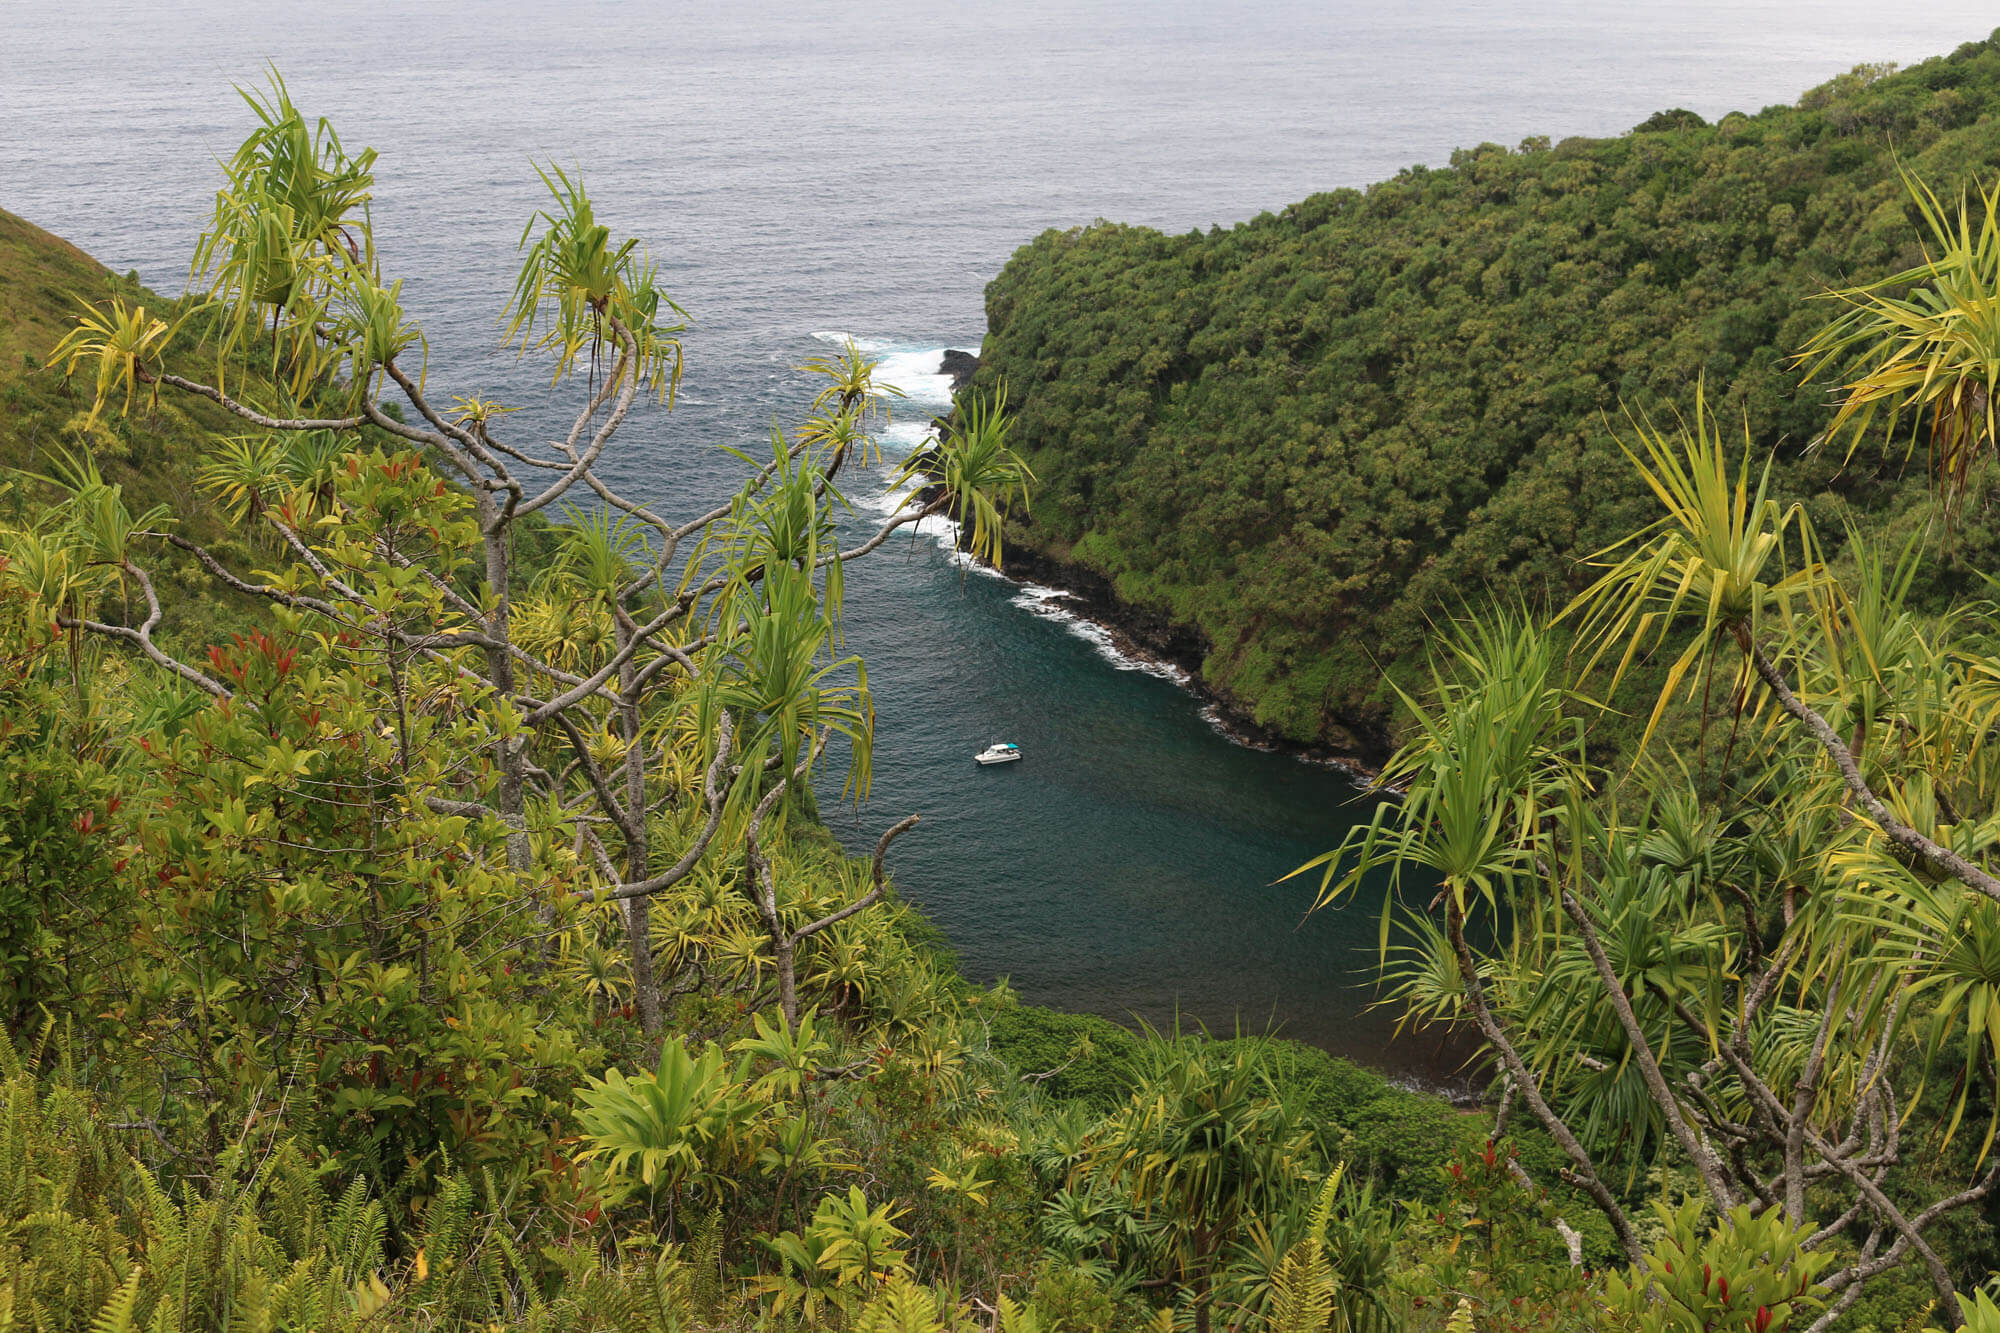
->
xmin=617 ymin=613 xmax=660 ymax=1034
xmin=1445 ymin=899 xmax=1644 ymax=1266
xmin=777 ymin=935 xmax=799 ymax=1032
xmin=480 ymin=509 xmax=530 ymax=874
xmin=1559 ymin=889 xmax=1738 ymax=1212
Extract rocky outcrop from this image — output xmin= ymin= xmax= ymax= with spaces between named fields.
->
xmin=996 ymin=542 xmax=1388 ymax=779
xmin=939 ymin=349 xmax=978 ymax=393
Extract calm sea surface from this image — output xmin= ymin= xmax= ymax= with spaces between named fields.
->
xmin=4 ymin=2 xmax=1994 ymax=1084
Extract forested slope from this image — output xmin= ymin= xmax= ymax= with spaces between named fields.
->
xmin=976 ymin=32 xmax=2000 ymax=753
xmin=16 ymin=72 xmax=2000 ymax=1330
xmin=0 ymin=208 xmax=242 ymax=505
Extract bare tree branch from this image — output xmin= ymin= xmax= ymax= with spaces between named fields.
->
xmin=156 ymin=373 xmax=364 ymax=431
xmin=62 ymin=560 xmax=231 ymax=698
xmin=1750 ymin=638 xmax=2000 ymax=903
xmin=578 ymin=713 xmax=735 ymax=903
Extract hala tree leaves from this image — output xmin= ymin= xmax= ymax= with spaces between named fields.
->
xmin=45 ymin=296 xmax=192 ymax=428
xmin=190 ymin=70 xmax=378 ymax=395
xmin=1799 ymin=171 xmax=2000 ymax=526
xmin=505 ymin=162 xmax=685 ymax=401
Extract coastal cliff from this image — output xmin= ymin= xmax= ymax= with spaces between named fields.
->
xmin=969 ymin=32 xmax=2000 ymax=751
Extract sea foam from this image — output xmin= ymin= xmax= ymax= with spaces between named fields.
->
xmin=811 ymin=331 xmax=959 ymax=410
xmin=834 ymin=339 xmax=1194 ymax=682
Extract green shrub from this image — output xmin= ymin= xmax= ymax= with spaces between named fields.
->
xmin=984 ymin=1003 xmax=1141 ymax=1111
xmin=1349 ymin=1095 xmax=1482 ymax=1202
xmin=1026 ymin=1260 xmax=1125 ymax=1333
xmin=1247 ymin=1038 xmax=1392 ymax=1133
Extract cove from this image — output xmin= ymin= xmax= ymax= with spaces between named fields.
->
xmin=8 ymin=0 xmax=1987 ymax=1093
xmin=813 ymin=342 xmax=1453 ymax=1089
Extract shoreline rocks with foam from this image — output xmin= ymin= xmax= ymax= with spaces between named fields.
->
xmin=992 ymin=539 xmax=1384 ymax=783
xmin=855 ymin=343 xmax=1389 ymax=783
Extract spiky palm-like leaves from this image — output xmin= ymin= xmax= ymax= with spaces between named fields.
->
xmin=505 ymin=162 xmax=684 ymax=398
xmin=46 ymin=297 xmax=191 ymax=428
xmin=1292 ymin=605 xmax=1577 ymax=939
xmin=1798 ymin=171 xmax=2000 ymax=525
xmin=190 ymin=71 xmax=377 ymax=392
xmin=802 ymin=338 xmax=903 ymax=473
xmin=705 ymin=561 xmax=874 ymax=810
xmin=1564 ymin=385 xmax=1818 ymax=754
xmin=895 ymin=385 xmax=1034 ymax=569
xmin=573 ymin=1036 xmax=762 ymax=1207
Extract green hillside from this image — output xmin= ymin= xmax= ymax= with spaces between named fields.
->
xmin=14 ymin=71 xmax=2000 ymax=1331
xmin=975 ymin=32 xmax=2000 ymax=755
xmin=0 ymin=209 xmax=233 ymax=507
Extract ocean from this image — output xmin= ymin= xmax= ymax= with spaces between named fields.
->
xmin=4 ymin=0 xmax=1993 ymax=1083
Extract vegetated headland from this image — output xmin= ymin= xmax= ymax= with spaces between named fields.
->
xmin=9 ymin=28 xmax=2000 ymax=1330
xmin=970 ymin=33 xmax=2000 ymax=767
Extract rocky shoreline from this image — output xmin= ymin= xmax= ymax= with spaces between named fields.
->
xmin=995 ymin=542 xmax=1388 ymax=784
xmin=938 ymin=347 xmax=979 ymax=393
xmin=927 ymin=350 xmax=1389 ymax=785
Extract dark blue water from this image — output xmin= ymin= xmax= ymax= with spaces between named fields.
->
xmin=5 ymin=1 xmax=1995 ymax=1081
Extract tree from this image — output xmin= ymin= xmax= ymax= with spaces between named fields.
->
xmin=1301 ymin=173 xmax=2000 ymax=1329
xmin=25 ymin=74 xmax=1031 ymax=1045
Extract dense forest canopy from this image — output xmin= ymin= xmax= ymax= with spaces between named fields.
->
xmin=13 ymin=40 xmax=2000 ymax=1333
xmin=975 ymin=30 xmax=2000 ymax=754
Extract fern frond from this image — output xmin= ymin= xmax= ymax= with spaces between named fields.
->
xmin=87 ymin=1269 xmax=142 ymax=1333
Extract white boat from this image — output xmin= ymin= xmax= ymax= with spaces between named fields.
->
xmin=974 ymin=742 xmax=1022 ymax=765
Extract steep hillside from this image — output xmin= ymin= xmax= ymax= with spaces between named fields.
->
xmin=0 ymin=209 xmax=239 ymax=511
xmin=975 ymin=33 xmax=2000 ymax=756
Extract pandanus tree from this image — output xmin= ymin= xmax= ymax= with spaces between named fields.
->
xmin=24 ymin=76 xmax=1031 ymax=1041
xmin=1797 ymin=172 xmax=2000 ymax=529
xmin=1302 ymin=174 xmax=2000 ymax=1330
xmin=1068 ymin=1034 xmax=1324 ymax=1333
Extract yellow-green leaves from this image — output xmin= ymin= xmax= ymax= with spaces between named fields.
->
xmin=1838 ymin=792 xmax=2000 ymax=1160
xmin=1936 ymin=1289 xmax=2000 ymax=1333
xmin=924 ymin=1151 xmax=995 ymax=1206
xmin=505 ymin=163 xmax=684 ymax=399
xmin=1291 ymin=606 xmax=1578 ymax=932
xmin=45 ymin=295 xmax=189 ymax=427
xmin=732 ymin=1005 xmax=832 ymax=1099
xmin=808 ymin=1186 xmax=913 ymax=1287
xmin=328 ymin=270 xmax=422 ymax=400
xmin=803 ymin=337 xmax=903 ymax=455
xmin=1563 ymin=385 xmax=1816 ymax=756
xmin=1595 ymin=1198 xmax=1830 ymax=1333
xmin=705 ymin=559 xmax=875 ymax=810
xmin=197 ymin=432 xmax=289 ymax=525
xmin=1798 ymin=170 xmax=2000 ymax=526
xmin=894 ymin=385 xmax=1034 ymax=570
xmin=574 ymin=1036 xmax=761 ymax=1197
xmin=191 ymin=71 xmax=379 ymax=394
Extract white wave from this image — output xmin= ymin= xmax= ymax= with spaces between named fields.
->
xmin=1014 ymin=594 xmax=1190 ymax=684
xmin=1198 ymin=702 xmax=1275 ymax=750
xmin=855 ymin=473 xmax=1003 ymax=581
xmin=859 ymin=471 xmax=929 ymax=522
xmin=811 ymin=330 xmax=896 ymax=352
xmin=876 ymin=418 xmax=935 ymax=461
xmin=811 ymin=330 xmax=960 ymax=410
xmin=1009 ymin=583 xmax=1074 ymax=613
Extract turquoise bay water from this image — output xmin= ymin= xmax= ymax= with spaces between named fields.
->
xmin=5 ymin=2 xmax=1996 ymax=1081
xmin=813 ymin=341 xmax=1428 ymax=1075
